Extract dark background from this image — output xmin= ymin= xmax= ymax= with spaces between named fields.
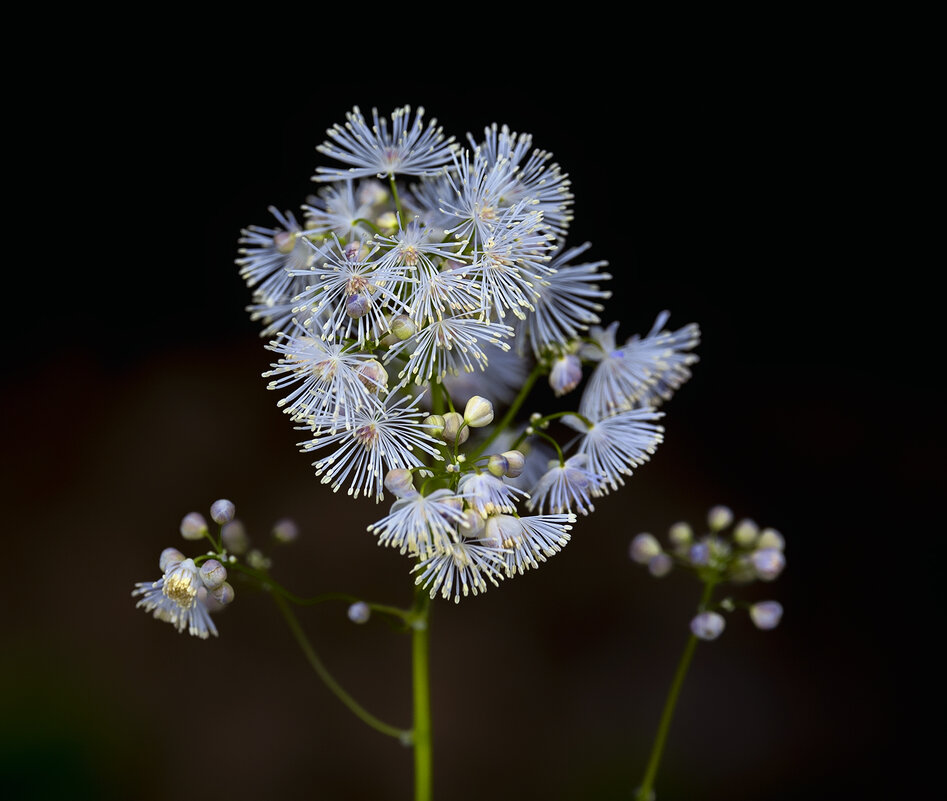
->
xmin=2 ymin=51 xmax=938 ymax=801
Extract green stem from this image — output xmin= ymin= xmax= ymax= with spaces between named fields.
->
xmin=272 ymin=592 xmax=409 ymax=741
xmin=635 ymin=579 xmax=717 ymax=801
xmin=412 ymin=585 xmax=433 ymax=801
xmin=470 ymin=362 xmax=545 ymax=460
xmin=389 ymin=175 xmax=404 ymax=222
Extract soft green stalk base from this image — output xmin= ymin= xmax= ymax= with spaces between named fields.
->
xmin=412 ymin=586 xmax=433 ymax=801
xmin=635 ymin=580 xmax=717 ymax=801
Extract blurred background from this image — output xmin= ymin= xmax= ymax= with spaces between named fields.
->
xmin=2 ymin=57 xmax=938 ymax=801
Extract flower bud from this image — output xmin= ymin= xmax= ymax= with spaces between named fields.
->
xmin=458 ymin=509 xmax=486 ymax=539
xmin=500 ymin=450 xmax=526 ymax=478
xmin=272 ymin=518 xmax=299 ymax=543
xmin=749 ymin=601 xmax=784 ymax=630
xmin=376 ymin=211 xmax=398 ymax=231
xmin=751 ymin=548 xmax=786 ymax=581
xmin=357 ymin=360 xmax=388 ymax=394
xmin=486 ymin=454 xmax=508 ymax=478
xmin=357 ymin=179 xmax=387 ymax=206
xmin=668 ymin=522 xmax=693 ymax=549
xmin=422 ymin=414 xmax=445 ymax=439
xmin=389 ymin=314 xmax=417 ymax=341
xmin=648 ymin=553 xmax=674 ymax=577
xmin=159 ymin=547 xmax=185 ymax=573
xmin=629 ymin=533 xmax=662 ymax=564
xmin=732 ymin=518 xmax=760 ymax=548
xmin=548 ymin=354 xmax=582 ymax=397
xmin=690 ymin=611 xmax=726 ymax=641
xmin=441 ymin=412 xmax=469 ymax=445
xmin=179 ymin=512 xmax=208 ymax=541
xmin=463 ymin=395 xmax=494 ymax=428
xmin=384 ymin=468 xmax=418 ymax=499
xmin=221 ymin=520 xmax=249 ymax=554
xmin=200 ymin=559 xmax=228 ymax=590
xmin=346 ymin=293 xmax=371 ymax=319
xmin=210 ymin=499 xmax=236 ymax=525
xmin=347 ymin=601 xmax=371 ymax=624
xmin=212 ymin=581 xmax=235 ymax=605
xmin=247 ymin=549 xmax=271 ymax=570
xmin=707 ymin=505 xmax=734 ymax=532
xmin=688 ymin=541 xmax=711 ymax=566
xmin=757 ymin=528 xmax=785 ymax=551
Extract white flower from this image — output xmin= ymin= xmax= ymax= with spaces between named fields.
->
xmin=313 ymin=105 xmax=456 ymax=182
xmin=236 ymin=206 xmax=314 ymax=297
xmin=368 ymin=489 xmax=467 ymax=559
xmin=412 ymin=540 xmax=507 ymax=603
xmin=457 ymin=471 xmax=528 ymax=518
xmin=132 ymin=557 xmax=219 ymax=639
xmin=480 ymin=513 xmax=575 ymax=577
xmin=302 ymin=179 xmax=376 ymax=240
xmin=563 ymin=408 xmax=665 ymax=494
xmin=299 ymin=390 xmax=444 ymax=502
xmin=439 ymin=148 xmax=523 ymax=246
xmin=526 ymin=454 xmax=606 ymax=516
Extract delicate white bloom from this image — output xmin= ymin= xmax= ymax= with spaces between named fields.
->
xmin=403 ymin=258 xmax=482 ymax=328
xmin=690 ymin=611 xmax=726 ymax=641
xmin=516 ymin=242 xmax=611 ymax=358
xmin=373 ymin=217 xmax=468 ymax=274
xmin=263 ymin=320 xmax=385 ymax=428
xmin=439 ymin=148 xmax=523 ymax=246
xmin=314 ymin=105 xmax=456 ymax=182
xmin=458 ymin=471 xmax=528 ymax=518
xmin=368 ymin=489 xmax=467 ymax=559
xmin=441 ymin=338 xmax=531 ymax=408
xmin=132 ymin=557 xmax=219 ymax=639
xmin=412 ymin=540 xmax=507 ymax=603
xmin=291 ymin=236 xmax=413 ymax=346
xmin=563 ymin=408 xmax=665 ymax=494
xmin=384 ymin=313 xmax=514 ymax=387
xmin=629 ymin=532 xmax=663 ymax=564
xmin=299 ymin=390 xmax=444 ymax=502
xmin=468 ymin=123 xmax=575 ymax=239
xmin=526 ymin=454 xmax=606 ymax=516
xmin=480 ymin=513 xmax=574 ymax=577
xmin=236 ymin=207 xmax=314 ymax=299
xmin=579 ymin=312 xmax=700 ymax=420
xmin=749 ymin=601 xmax=784 ymax=630
xmin=302 ymin=179 xmax=376 ymax=240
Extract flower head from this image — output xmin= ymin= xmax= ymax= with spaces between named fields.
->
xmin=132 ymin=556 xmax=219 ymax=639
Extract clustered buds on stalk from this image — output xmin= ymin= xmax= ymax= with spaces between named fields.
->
xmin=133 ymin=499 xmax=300 ymax=637
xmin=630 ymin=505 xmax=787 ymax=640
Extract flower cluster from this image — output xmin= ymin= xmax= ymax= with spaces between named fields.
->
xmin=235 ymin=105 xmax=701 ymax=602
xmin=630 ymin=505 xmax=787 ymax=639
xmin=133 ymin=499 xmax=297 ymax=637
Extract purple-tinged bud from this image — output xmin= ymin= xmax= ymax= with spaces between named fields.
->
xmin=347 ymin=601 xmax=371 ymax=624
xmin=221 ymin=520 xmax=249 ymax=554
xmin=733 ymin=518 xmax=760 ymax=548
xmin=343 ymin=241 xmax=362 ymax=261
xmin=751 ymin=548 xmax=786 ymax=581
xmin=486 ymin=454 xmax=509 ymax=478
xmin=346 ymin=293 xmax=371 ymax=319
xmin=357 ymin=360 xmax=389 ymax=394
xmin=200 ymin=559 xmax=228 ymax=590
xmin=501 ymin=450 xmax=526 ymax=478
xmin=210 ymin=499 xmax=236 ymax=525
xmin=159 ymin=547 xmax=186 ymax=573
xmin=212 ymin=581 xmax=235 ymax=605
xmin=463 ymin=396 xmax=494 ymax=428
xmin=272 ymin=518 xmax=299 ymax=543
xmin=688 ymin=541 xmax=711 ymax=566
xmin=630 ymin=533 xmax=662 ymax=564
xmin=384 ymin=468 xmax=418 ymax=499
xmin=749 ymin=601 xmax=784 ymax=630
xmin=648 ymin=553 xmax=674 ymax=577
xmin=179 ymin=512 xmax=208 ymax=541
xmin=441 ymin=412 xmax=469 ymax=445
xmin=757 ymin=528 xmax=785 ymax=551
xmin=548 ymin=354 xmax=582 ymax=397
xmin=707 ymin=505 xmax=734 ymax=532
xmin=690 ymin=611 xmax=726 ymax=641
